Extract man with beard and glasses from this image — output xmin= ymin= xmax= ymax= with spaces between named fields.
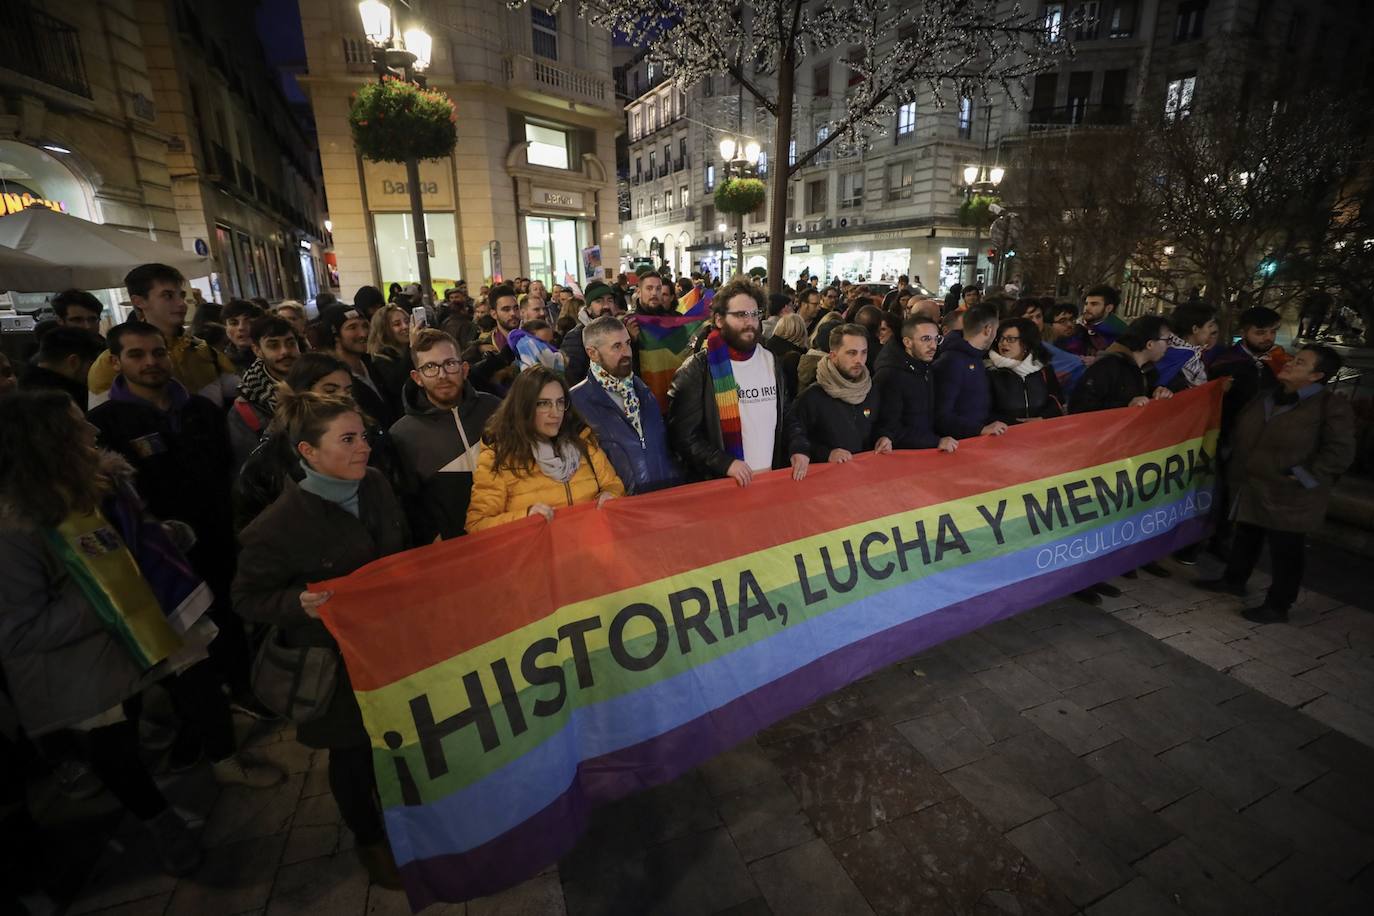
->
xmin=228 ymin=316 xmax=301 ymax=470
xmin=792 ymin=323 xmax=892 ymax=464
xmin=666 ymin=279 xmax=809 ymax=486
xmin=389 ymin=329 xmax=501 ymax=542
xmin=570 ymin=315 xmax=682 ymax=494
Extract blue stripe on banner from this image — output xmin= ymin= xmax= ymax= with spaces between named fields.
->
xmin=383 ymin=489 xmax=1211 ymax=865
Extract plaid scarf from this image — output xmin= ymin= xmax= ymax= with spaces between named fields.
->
xmin=705 ymin=330 xmax=744 ymax=462
xmin=589 ymin=360 xmax=643 ymax=443
xmin=238 ymin=359 xmax=280 ymax=413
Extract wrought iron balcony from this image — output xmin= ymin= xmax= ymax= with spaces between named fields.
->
xmin=1028 ymin=103 xmax=1133 ymax=131
xmin=0 ymin=3 xmax=91 ymax=98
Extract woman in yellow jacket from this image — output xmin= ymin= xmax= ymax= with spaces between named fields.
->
xmin=467 ymin=365 xmax=625 ymax=531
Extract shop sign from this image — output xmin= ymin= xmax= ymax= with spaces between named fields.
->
xmin=362 ymin=158 xmax=454 ymax=211
xmin=194 ymin=238 xmax=209 ymax=255
xmin=790 ymin=244 xmax=810 ymax=254
xmin=531 ymin=186 xmax=584 ymax=210
xmin=1 ymin=193 xmax=67 ymax=216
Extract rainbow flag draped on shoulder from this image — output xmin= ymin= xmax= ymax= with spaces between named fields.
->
xmin=317 ymin=384 xmax=1224 ymax=911
xmin=632 ymin=286 xmax=712 ymax=413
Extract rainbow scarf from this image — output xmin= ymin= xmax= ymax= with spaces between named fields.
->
xmin=705 ymin=329 xmax=744 ymax=462
xmin=633 ymin=287 xmax=712 ymax=413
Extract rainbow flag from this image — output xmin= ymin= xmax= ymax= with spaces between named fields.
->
xmin=633 ymin=287 xmax=712 ymax=413
xmin=317 ymin=384 xmax=1223 ymax=911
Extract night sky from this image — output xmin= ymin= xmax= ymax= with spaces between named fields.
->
xmin=254 ymin=0 xmax=308 ymax=106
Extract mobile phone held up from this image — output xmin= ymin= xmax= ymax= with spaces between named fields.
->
xmin=411 ymin=306 xmax=428 ymax=329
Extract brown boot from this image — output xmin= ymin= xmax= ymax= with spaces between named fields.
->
xmin=355 ymin=841 xmax=402 ymax=890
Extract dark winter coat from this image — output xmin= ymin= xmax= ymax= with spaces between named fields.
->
xmin=791 ymin=379 xmax=882 ymax=460
xmin=232 ymin=469 xmax=408 ymax=749
xmin=873 ymin=341 xmax=941 ymax=450
xmin=987 ymin=360 xmax=1065 ymax=424
xmin=388 ymin=379 xmax=501 ymax=542
xmin=19 ymin=364 xmax=89 ymax=411
xmin=666 ymin=347 xmax=801 ymax=480
xmin=764 ymin=334 xmax=807 ymax=404
xmin=1227 ymin=386 xmax=1356 ymax=532
xmin=570 ymin=371 xmax=683 ymax=494
xmin=88 ymin=380 xmax=235 ymax=596
xmin=932 ymin=336 xmax=993 ymax=439
xmin=1206 ymin=343 xmax=1284 ymax=444
xmin=1069 ymin=347 xmax=1156 ymax=414
xmin=370 ymin=348 xmax=411 ymax=420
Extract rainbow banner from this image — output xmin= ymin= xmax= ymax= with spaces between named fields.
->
xmin=633 ymin=287 xmax=712 ymax=413
xmin=318 ymin=383 xmax=1223 ymax=911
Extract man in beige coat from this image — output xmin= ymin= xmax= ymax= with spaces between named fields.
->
xmin=1198 ymin=344 xmax=1356 ymax=623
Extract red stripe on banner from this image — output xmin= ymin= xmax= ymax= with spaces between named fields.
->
xmin=318 ymin=384 xmax=1222 ymax=689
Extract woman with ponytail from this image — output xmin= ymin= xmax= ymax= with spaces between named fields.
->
xmin=232 ymin=390 xmax=409 ymax=888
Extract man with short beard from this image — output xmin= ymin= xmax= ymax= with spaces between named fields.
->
xmin=632 ymin=272 xmax=672 ymax=315
xmin=570 ymin=316 xmax=682 ymax=494
xmin=320 ymin=303 xmax=396 ymax=426
xmin=874 ymin=315 xmax=958 ymax=453
xmin=468 ymin=284 xmax=522 ymax=395
xmin=560 ymin=279 xmax=618 ymax=385
xmin=796 ymin=287 xmax=824 ymax=332
xmin=89 ymin=321 xmax=287 ymax=741
xmin=667 ymin=279 xmax=809 ymax=486
xmin=227 ymin=316 xmax=302 ymax=470
xmin=792 ymin=324 xmax=892 ymax=463
xmin=389 ymin=329 xmax=501 ymax=541
xmin=520 ymin=293 xmax=548 ymax=325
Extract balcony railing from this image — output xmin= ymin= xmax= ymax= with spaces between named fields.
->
xmin=0 ymin=3 xmax=91 ymax=98
xmin=503 ymin=53 xmax=614 ymax=110
xmin=629 ymin=206 xmax=696 ymax=230
xmin=343 ymin=36 xmax=373 ymax=72
xmin=1028 ymin=103 xmax=1133 ymax=131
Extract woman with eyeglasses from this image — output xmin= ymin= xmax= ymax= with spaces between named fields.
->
xmin=986 ymin=317 xmax=1065 ymax=424
xmin=466 ymin=365 xmax=624 ymax=531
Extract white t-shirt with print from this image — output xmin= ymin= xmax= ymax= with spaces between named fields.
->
xmin=731 ymin=346 xmax=778 ymax=471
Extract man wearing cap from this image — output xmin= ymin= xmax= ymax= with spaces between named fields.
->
xmin=321 ymin=303 xmax=398 ymax=426
xmin=560 ymin=279 xmax=617 ymax=385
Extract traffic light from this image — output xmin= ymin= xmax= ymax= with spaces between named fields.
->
xmin=987 ymin=246 xmax=1000 ymax=260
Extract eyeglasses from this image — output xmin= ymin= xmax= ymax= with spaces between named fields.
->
xmin=1000 ymin=335 xmax=1022 ymax=344
xmin=417 ymin=358 xmax=464 ymax=377
xmin=535 ymin=397 xmax=569 ymax=413
xmin=726 ymin=310 xmax=762 ymax=321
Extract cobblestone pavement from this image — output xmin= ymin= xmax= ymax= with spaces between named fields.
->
xmin=35 ymin=551 xmax=1374 ymax=916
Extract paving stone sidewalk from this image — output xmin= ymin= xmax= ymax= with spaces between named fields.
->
xmin=38 ymin=553 xmax=1374 ymax=916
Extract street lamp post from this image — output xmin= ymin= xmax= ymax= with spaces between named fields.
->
xmin=358 ymin=0 xmax=434 ymax=306
xmin=961 ymin=162 xmax=1005 ymax=289
xmin=718 ymin=136 xmax=761 ymax=280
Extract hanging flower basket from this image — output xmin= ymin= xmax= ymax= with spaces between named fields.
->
xmin=959 ymin=194 xmax=1000 ymax=229
xmin=714 ymin=177 xmax=767 ymax=215
xmin=348 ymin=77 xmax=457 ymax=163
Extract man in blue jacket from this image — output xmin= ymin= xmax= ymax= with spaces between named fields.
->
xmin=933 ymin=303 xmax=1006 ymax=440
xmin=570 ymin=315 xmax=683 ymax=494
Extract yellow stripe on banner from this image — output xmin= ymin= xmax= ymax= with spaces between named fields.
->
xmin=356 ymin=436 xmax=1212 ymax=746
xmin=638 ymin=346 xmax=694 ymax=373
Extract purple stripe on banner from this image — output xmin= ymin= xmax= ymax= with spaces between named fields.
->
xmin=397 ymin=517 xmax=1208 ymax=910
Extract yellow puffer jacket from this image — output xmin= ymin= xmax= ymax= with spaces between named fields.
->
xmin=466 ymin=431 xmax=626 ymax=533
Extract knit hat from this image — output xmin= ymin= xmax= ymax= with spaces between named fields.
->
xmin=353 ymin=285 xmax=386 ymax=315
xmin=584 ymin=280 xmax=614 ymax=304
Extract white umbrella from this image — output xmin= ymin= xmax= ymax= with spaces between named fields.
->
xmin=0 ymin=206 xmax=210 ymax=292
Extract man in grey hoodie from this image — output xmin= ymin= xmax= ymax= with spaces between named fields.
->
xmin=388 ymin=329 xmax=501 ymax=542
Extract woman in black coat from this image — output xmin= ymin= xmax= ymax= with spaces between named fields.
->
xmin=233 ymin=390 xmax=409 ymax=888
xmin=764 ymin=312 xmax=810 ymax=401
xmin=986 ymin=317 xmax=1065 ymax=424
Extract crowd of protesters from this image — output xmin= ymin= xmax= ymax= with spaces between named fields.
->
xmin=0 ymin=259 xmax=1357 ymax=904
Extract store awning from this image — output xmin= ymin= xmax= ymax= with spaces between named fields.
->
xmin=0 ymin=206 xmax=210 ymax=292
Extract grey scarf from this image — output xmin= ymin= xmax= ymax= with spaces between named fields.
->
xmin=815 ymin=356 xmax=872 ymax=405
xmin=533 ymin=438 xmax=582 ymax=483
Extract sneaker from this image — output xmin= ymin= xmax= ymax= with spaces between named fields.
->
xmin=1242 ymin=604 xmax=1290 ymax=625
xmin=210 ymin=754 xmax=286 ymax=789
xmin=356 ymin=841 xmax=403 ymax=890
xmin=142 ymin=808 xmax=202 ymax=876
xmin=1141 ymin=562 xmax=1172 ymax=579
xmin=1173 ymin=546 xmax=1199 ymax=567
xmin=1195 ymin=577 xmax=1247 ymax=598
xmin=1093 ymin=582 xmax=1123 ymax=598
xmin=228 ymin=694 xmax=280 ymax=722
xmin=54 ymin=759 xmax=104 ymax=801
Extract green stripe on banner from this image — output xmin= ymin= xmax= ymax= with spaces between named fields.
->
xmin=363 ymin=442 xmax=1211 ymax=807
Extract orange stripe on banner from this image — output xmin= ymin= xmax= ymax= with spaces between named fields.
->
xmin=317 ymin=384 xmax=1222 ymax=688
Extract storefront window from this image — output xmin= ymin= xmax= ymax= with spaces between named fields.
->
xmin=215 ymin=224 xmax=241 ymax=299
xmin=235 ymin=230 xmax=259 ymax=298
xmin=524 ymin=215 xmax=587 ymax=288
xmin=372 ymin=212 xmax=462 ymax=298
